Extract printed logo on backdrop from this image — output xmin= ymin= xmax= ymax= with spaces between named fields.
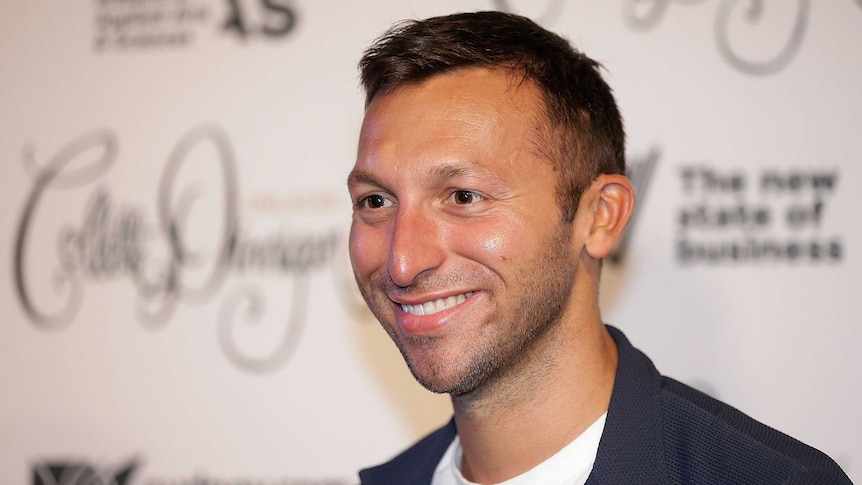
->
xmin=676 ymin=163 xmax=842 ymax=264
xmin=31 ymin=457 xmax=349 ymax=485
xmin=33 ymin=459 xmax=138 ymax=485
xmin=93 ymin=0 xmax=298 ymax=52
xmin=622 ymin=0 xmax=862 ymax=76
xmin=495 ymin=0 xmax=862 ymax=74
xmin=12 ymin=126 xmax=340 ymax=374
xmin=608 ymin=148 xmax=660 ymax=264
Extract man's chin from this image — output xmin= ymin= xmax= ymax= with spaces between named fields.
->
xmin=388 ymin=322 xmax=493 ymax=395
xmin=402 ymin=354 xmax=491 ymax=397
xmin=411 ymin=372 xmax=467 ymax=395
xmin=401 ymin=353 xmax=463 ymax=394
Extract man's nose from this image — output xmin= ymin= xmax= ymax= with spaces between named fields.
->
xmin=388 ymin=207 xmax=445 ymax=288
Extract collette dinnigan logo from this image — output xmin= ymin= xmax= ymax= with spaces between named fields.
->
xmin=13 ymin=126 xmax=340 ymax=373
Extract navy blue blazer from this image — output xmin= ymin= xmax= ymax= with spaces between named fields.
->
xmin=359 ymin=326 xmax=851 ymax=484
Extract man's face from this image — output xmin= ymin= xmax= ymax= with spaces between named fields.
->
xmin=348 ymin=67 xmax=581 ymax=396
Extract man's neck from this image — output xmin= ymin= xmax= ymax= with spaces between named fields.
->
xmin=450 ymin=320 xmax=618 ymax=484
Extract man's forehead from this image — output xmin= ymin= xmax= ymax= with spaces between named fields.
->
xmin=351 ymin=66 xmax=552 ymax=192
xmin=358 ymin=69 xmax=545 ymax=150
xmin=363 ymin=66 xmax=542 ymax=120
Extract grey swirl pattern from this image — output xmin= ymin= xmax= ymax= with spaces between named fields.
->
xmin=623 ymin=0 xmax=707 ymax=32
xmin=623 ymin=0 xmax=815 ymax=76
xmin=218 ymin=279 xmax=309 ymax=374
xmin=493 ymin=0 xmax=566 ymax=26
xmin=715 ymin=0 xmax=809 ymax=76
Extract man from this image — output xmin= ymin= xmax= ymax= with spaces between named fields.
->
xmin=347 ymin=11 xmax=851 ymax=485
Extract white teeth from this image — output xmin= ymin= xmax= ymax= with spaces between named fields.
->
xmin=400 ymin=292 xmax=474 ymax=316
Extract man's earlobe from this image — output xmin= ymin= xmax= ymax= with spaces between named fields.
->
xmin=584 ymin=174 xmax=635 ymax=259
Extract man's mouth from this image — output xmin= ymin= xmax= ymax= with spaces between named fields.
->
xmin=398 ymin=292 xmax=474 ymax=316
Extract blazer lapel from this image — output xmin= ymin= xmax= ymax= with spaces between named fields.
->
xmin=586 ymin=326 xmax=665 ymax=484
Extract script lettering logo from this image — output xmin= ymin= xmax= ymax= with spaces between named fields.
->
xmin=13 ymin=126 xmax=339 ymax=373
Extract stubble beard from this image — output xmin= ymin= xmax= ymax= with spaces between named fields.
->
xmin=356 ymin=222 xmax=578 ymax=400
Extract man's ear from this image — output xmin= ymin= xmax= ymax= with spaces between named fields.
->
xmin=581 ymin=174 xmax=635 ymax=259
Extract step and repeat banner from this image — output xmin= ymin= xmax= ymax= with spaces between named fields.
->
xmin=2 ymin=1 xmax=860 ymax=483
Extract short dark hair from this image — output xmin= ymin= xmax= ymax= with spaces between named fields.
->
xmin=358 ymin=11 xmax=625 ymax=222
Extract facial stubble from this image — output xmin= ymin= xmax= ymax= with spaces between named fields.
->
xmin=356 ymin=221 xmax=578 ymax=401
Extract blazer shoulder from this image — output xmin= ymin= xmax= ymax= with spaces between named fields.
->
xmin=659 ymin=377 xmax=852 ymax=484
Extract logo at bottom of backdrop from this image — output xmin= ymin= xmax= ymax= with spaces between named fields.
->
xmin=32 ymin=459 xmax=138 ymax=485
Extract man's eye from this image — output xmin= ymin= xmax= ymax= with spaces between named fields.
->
xmin=450 ymin=190 xmax=483 ymax=205
xmin=359 ymin=194 xmax=391 ymax=209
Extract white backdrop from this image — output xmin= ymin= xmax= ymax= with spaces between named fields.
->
xmin=1 ymin=1 xmax=859 ymax=483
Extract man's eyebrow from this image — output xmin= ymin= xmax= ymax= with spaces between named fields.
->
xmin=429 ymin=161 xmax=505 ymax=186
xmin=429 ymin=162 xmax=472 ymax=182
xmin=346 ymin=169 xmax=381 ymax=190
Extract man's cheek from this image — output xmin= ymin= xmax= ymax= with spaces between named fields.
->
xmin=349 ymin=228 xmax=378 ymax=274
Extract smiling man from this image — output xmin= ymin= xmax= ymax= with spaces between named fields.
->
xmin=348 ymin=11 xmax=850 ymax=485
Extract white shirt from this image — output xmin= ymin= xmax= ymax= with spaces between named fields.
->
xmin=431 ymin=412 xmax=607 ymax=485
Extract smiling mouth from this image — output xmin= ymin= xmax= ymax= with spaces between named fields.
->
xmin=399 ymin=292 xmax=475 ymax=316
